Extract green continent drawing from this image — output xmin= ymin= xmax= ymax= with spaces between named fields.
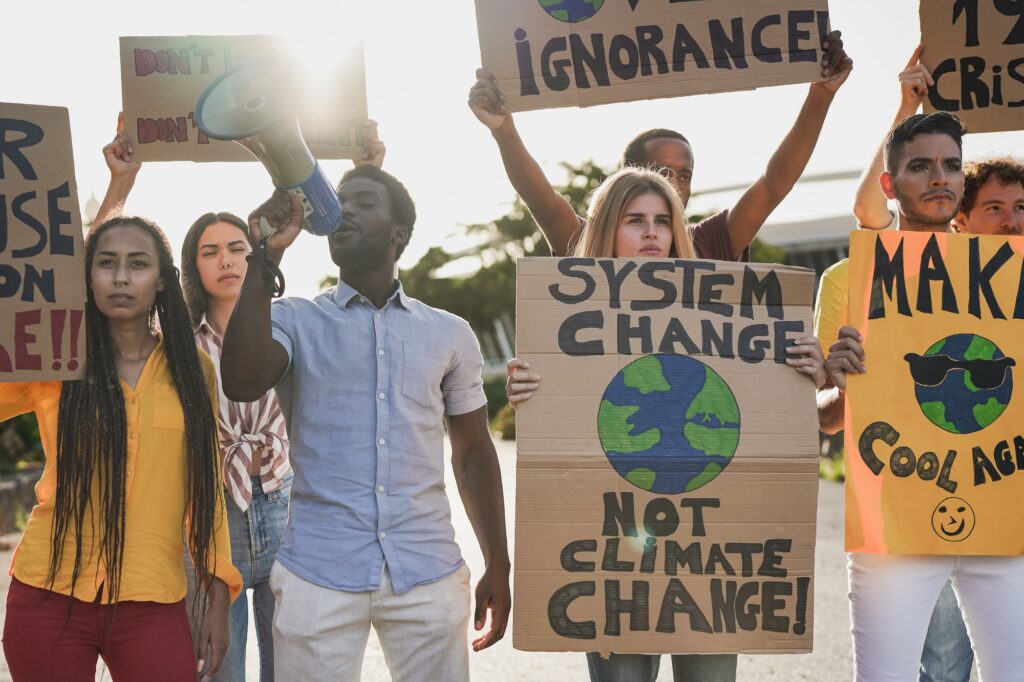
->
xmin=597 ymin=354 xmax=741 ymax=494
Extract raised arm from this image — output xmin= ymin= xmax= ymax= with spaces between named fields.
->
xmin=448 ymin=405 xmax=511 ymax=651
xmin=220 ymin=191 xmax=303 ymax=402
xmin=93 ymin=113 xmax=141 ymax=230
xmin=469 ymin=69 xmax=581 ymax=256
xmin=852 ymin=45 xmax=933 ymax=230
xmin=726 ymin=31 xmax=853 ymax=257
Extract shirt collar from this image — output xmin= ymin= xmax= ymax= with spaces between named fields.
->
xmin=332 ymin=279 xmax=411 ymax=312
xmin=196 ymin=313 xmax=220 ymax=338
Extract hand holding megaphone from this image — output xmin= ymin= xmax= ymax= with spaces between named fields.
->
xmin=247 ymin=191 xmax=305 ymax=265
xmin=195 ymin=56 xmax=342 ymax=237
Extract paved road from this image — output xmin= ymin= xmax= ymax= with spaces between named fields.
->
xmin=0 ymin=439 xmax=977 ymax=680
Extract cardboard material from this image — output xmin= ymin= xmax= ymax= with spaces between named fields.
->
xmin=474 ymin=0 xmax=830 ymax=112
xmin=921 ymin=0 xmax=1024 ymax=133
xmin=514 ymin=257 xmax=819 ymax=654
xmin=119 ymin=35 xmax=369 ymax=162
xmin=845 ymin=231 xmax=1024 ymax=555
xmin=0 ymin=103 xmax=86 ymax=382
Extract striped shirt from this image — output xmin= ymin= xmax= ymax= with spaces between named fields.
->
xmin=196 ymin=316 xmax=290 ymax=512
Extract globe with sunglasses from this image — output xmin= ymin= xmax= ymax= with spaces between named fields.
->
xmin=904 ymin=333 xmax=1015 ymax=434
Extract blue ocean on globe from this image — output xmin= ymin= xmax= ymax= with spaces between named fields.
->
xmin=598 ymin=354 xmax=740 ymax=494
xmin=539 ymin=0 xmax=604 ymax=23
xmin=912 ymin=333 xmax=1013 ymax=435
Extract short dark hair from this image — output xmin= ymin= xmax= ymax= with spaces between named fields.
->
xmin=622 ymin=129 xmax=690 ymax=168
xmin=337 ymin=165 xmax=417 ymax=257
xmin=961 ymin=157 xmax=1024 ymax=214
xmin=884 ymin=113 xmax=966 ymax=173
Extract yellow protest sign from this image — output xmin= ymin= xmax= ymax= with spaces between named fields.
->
xmin=0 ymin=103 xmax=86 ymax=382
xmin=846 ymin=231 xmax=1024 ymax=555
xmin=514 ymin=257 xmax=819 ymax=654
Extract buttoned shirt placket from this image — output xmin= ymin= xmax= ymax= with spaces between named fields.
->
xmin=370 ymin=299 xmax=392 ymax=553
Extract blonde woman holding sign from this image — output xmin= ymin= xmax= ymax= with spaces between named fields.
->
xmin=507 ymin=167 xmax=827 ymax=682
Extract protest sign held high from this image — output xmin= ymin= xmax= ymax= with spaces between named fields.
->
xmin=921 ymin=0 xmax=1024 ymax=133
xmin=474 ymin=0 xmax=831 ymax=112
xmin=846 ymin=231 xmax=1024 ymax=555
xmin=0 ymin=103 xmax=86 ymax=382
xmin=514 ymin=257 xmax=819 ymax=654
xmin=119 ymin=35 xmax=369 ymax=162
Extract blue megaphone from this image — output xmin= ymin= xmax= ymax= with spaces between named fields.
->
xmin=194 ymin=57 xmax=342 ymax=236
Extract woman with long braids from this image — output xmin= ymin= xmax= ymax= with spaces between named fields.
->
xmin=179 ymin=211 xmax=291 ymax=682
xmin=97 ymin=121 xmax=293 ymax=681
xmin=0 ymin=216 xmax=242 ymax=680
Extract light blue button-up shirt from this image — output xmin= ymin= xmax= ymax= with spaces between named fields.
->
xmin=270 ymin=280 xmax=486 ymax=594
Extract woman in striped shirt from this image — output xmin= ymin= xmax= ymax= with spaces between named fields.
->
xmin=179 ymin=212 xmax=292 ymax=682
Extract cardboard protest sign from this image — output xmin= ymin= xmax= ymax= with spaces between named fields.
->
xmin=0 ymin=103 xmax=86 ymax=382
xmin=474 ymin=0 xmax=831 ymax=112
xmin=514 ymin=257 xmax=819 ymax=654
xmin=119 ymin=35 xmax=368 ymax=162
xmin=921 ymin=0 xmax=1024 ymax=133
xmin=845 ymin=231 xmax=1024 ymax=555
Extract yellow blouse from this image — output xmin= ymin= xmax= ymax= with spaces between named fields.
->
xmin=0 ymin=338 xmax=242 ymax=604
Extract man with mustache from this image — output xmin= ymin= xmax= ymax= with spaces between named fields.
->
xmin=816 ymin=112 xmax=1024 ymax=681
xmin=221 ymin=166 xmax=511 ymax=682
xmin=844 ymin=48 xmax=1024 ymax=681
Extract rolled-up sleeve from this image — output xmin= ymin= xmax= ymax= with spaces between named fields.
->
xmin=270 ymin=299 xmax=296 ymax=365
xmin=441 ymin=320 xmax=487 ymax=417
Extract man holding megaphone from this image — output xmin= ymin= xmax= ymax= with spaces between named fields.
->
xmin=221 ymin=166 xmax=511 ymax=682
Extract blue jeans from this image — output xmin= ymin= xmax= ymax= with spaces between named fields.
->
xmin=919 ymin=580 xmax=973 ymax=682
xmin=187 ymin=476 xmax=291 ymax=682
xmin=586 ymin=652 xmax=737 ymax=682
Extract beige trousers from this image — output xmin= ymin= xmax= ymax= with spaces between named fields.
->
xmin=270 ymin=560 xmax=472 ymax=682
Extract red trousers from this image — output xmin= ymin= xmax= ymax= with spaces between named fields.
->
xmin=2 ymin=578 xmax=196 ymax=681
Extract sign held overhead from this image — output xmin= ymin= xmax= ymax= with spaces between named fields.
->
xmin=119 ymin=35 xmax=369 ymax=162
xmin=474 ymin=0 xmax=831 ymax=112
xmin=921 ymin=0 xmax=1024 ymax=133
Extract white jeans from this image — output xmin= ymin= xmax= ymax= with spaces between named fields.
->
xmin=848 ymin=553 xmax=1024 ymax=682
xmin=270 ymin=560 xmax=472 ymax=682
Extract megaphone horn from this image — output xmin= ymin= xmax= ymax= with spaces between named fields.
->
xmin=195 ymin=56 xmax=342 ymax=237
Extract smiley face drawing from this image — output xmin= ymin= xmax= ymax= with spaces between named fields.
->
xmin=931 ymin=497 xmax=976 ymax=542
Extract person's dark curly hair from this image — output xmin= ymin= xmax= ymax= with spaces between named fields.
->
xmin=337 ymin=165 xmax=417 ymax=258
xmin=961 ymin=157 xmax=1024 ymax=215
xmin=622 ymin=129 xmax=690 ymax=168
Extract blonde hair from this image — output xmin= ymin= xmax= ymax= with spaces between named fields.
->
xmin=572 ymin=167 xmax=695 ymax=259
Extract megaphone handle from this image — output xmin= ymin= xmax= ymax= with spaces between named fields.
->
xmin=246 ymin=239 xmax=286 ymax=298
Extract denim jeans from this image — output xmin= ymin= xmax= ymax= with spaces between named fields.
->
xmin=919 ymin=580 xmax=973 ymax=682
xmin=586 ymin=652 xmax=737 ymax=682
xmin=187 ymin=476 xmax=292 ymax=682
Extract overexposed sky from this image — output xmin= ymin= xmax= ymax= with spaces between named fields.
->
xmin=5 ymin=0 xmax=1024 ymax=298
